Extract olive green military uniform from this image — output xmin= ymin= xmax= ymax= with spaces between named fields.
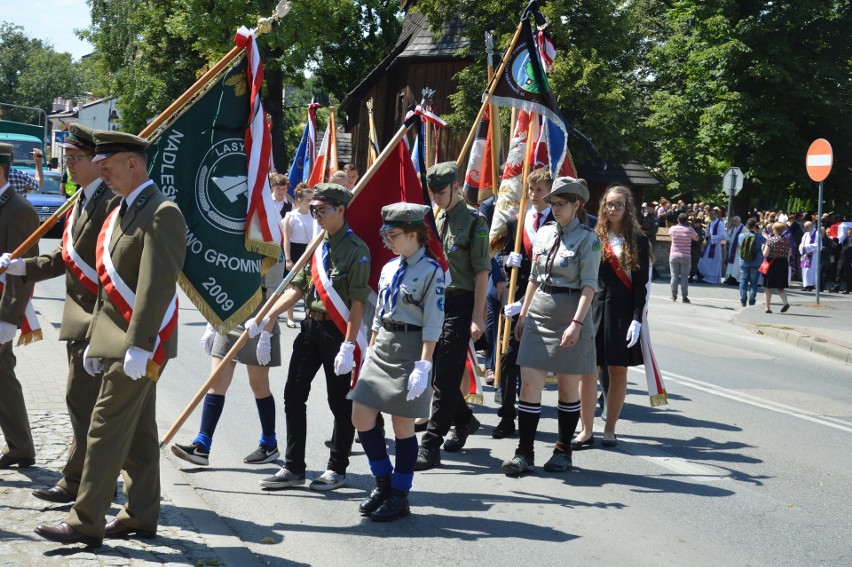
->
xmin=64 ymin=131 xmax=187 ymax=540
xmin=23 ymin=129 xmax=118 ymax=495
xmin=284 ymin=184 xmax=370 ymax=477
xmin=517 ymin=213 xmax=601 ymax=374
xmin=0 ymin=183 xmax=39 ymax=464
xmin=421 ymin=162 xmax=491 ymax=453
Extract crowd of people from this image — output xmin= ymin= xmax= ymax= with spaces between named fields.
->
xmin=1 ymin=125 xmax=850 ymax=547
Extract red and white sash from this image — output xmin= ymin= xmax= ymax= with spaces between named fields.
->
xmin=0 ymin=276 xmax=41 ymax=346
xmin=310 ymin=243 xmax=368 ymax=387
xmin=61 ymin=200 xmax=99 ymax=295
xmin=605 ymin=241 xmax=667 ymax=406
xmin=95 ymin=208 xmax=178 ymax=380
xmin=464 ymin=339 xmax=484 ymax=405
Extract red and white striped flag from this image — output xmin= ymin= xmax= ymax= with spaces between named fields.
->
xmin=308 ymin=112 xmax=339 ymax=187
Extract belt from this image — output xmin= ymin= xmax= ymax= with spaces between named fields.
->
xmin=306 ymin=309 xmax=331 ymax=321
xmin=445 ymin=288 xmax=474 ymax=298
xmin=381 ymin=321 xmax=422 ymax=332
xmin=539 ymin=283 xmax=580 ymax=294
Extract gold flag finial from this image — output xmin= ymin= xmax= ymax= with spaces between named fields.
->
xmin=255 ymin=1 xmax=291 ymax=36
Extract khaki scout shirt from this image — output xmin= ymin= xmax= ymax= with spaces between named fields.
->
xmin=372 ymin=246 xmax=445 ymax=342
xmin=292 ymin=222 xmax=371 ymax=313
xmin=437 ymin=202 xmax=490 ymax=292
xmin=531 ymin=217 xmax=601 ymax=291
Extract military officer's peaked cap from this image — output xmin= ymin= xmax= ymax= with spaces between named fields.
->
xmin=380 ymin=202 xmax=432 ymax=232
xmin=310 ymin=183 xmax=352 ymax=207
xmin=0 ymin=143 xmax=13 ymax=164
xmin=91 ymin=130 xmax=150 ymax=163
xmin=426 ymin=161 xmax=458 ymax=190
xmin=544 ymin=176 xmax=589 ymax=205
xmin=60 ymin=123 xmax=97 ymax=152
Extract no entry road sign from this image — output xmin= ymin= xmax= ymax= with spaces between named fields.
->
xmin=806 ymin=138 xmax=833 ymax=182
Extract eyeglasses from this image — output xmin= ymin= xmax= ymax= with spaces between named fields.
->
xmin=382 ymin=231 xmax=406 ymax=244
xmin=310 ymin=205 xmax=337 ymax=219
xmin=64 ymin=155 xmax=93 ymax=164
xmin=550 ymin=200 xmax=574 ymax=210
xmin=605 ymin=202 xmax=626 ymax=211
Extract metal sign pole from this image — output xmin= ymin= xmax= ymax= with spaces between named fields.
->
xmin=726 ymin=169 xmax=736 ymax=224
xmin=815 ymin=180 xmax=824 ymax=305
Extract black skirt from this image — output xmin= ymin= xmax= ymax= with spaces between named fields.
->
xmin=764 ymin=256 xmax=789 ymax=289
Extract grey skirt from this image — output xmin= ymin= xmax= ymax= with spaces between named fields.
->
xmin=211 ymin=319 xmax=281 ymax=367
xmin=348 ymin=327 xmax=431 ymax=418
xmin=516 ymin=288 xmax=596 ymax=375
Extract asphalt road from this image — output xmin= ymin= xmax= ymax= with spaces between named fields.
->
xmin=31 ymin=238 xmax=852 ymax=566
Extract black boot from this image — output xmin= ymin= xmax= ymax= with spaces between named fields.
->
xmin=371 ymin=489 xmax=410 ymax=522
xmin=359 ymin=475 xmax=391 ymax=516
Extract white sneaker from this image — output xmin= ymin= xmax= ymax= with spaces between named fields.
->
xmin=309 ymin=470 xmax=346 ymax=491
xmin=259 ymin=467 xmax=305 ymax=489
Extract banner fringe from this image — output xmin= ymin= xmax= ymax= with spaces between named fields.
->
xmin=16 ymin=329 xmax=43 ymax=347
xmin=649 ymin=391 xmax=669 ymax=407
xmin=465 ymin=393 xmax=484 ymax=406
xmin=178 ymin=273 xmax=263 ymax=335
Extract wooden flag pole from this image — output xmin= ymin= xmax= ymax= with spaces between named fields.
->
xmin=493 ymin=112 xmax=537 ymax=388
xmin=366 ymin=99 xmax=379 ymax=166
xmin=486 ymin=32 xmax=501 ymax=203
xmin=159 ymin=119 xmax=415 ymax=447
xmin=456 ymin=23 xmax=523 ymax=169
xmin=0 ymin=191 xmax=82 ymax=276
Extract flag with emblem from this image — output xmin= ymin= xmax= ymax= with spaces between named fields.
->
xmin=145 ymin=28 xmax=282 ymax=332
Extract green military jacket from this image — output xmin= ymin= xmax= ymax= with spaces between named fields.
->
xmin=437 ymin=202 xmax=491 ymax=292
xmin=0 ymin=186 xmax=39 ymax=327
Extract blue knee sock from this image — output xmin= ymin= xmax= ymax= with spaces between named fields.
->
xmin=255 ymin=395 xmax=277 ymax=447
xmin=193 ymin=394 xmax=225 ymax=452
xmin=358 ymin=424 xmax=391 ymax=477
xmin=391 ymin=436 xmax=418 ymax=493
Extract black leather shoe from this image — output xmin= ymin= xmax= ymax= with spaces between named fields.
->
xmin=414 ymin=445 xmax=440 ymax=471
xmin=32 ymin=485 xmax=75 ymax=504
xmin=443 ymin=416 xmax=481 ymax=452
xmin=104 ymin=518 xmax=157 ymax=539
xmin=359 ymin=475 xmax=391 ymax=516
xmin=491 ymin=419 xmax=516 ymax=439
xmin=370 ymin=489 xmax=410 ymax=522
xmin=0 ymin=454 xmax=35 ymax=469
xmin=570 ymin=435 xmax=595 ymax=450
xmin=34 ymin=523 xmax=101 ymax=547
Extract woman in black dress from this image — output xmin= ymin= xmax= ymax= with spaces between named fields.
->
xmin=761 ymin=222 xmax=791 ymax=313
xmin=575 ymin=185 xmax=649 ymax=448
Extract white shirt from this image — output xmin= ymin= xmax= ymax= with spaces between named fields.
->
xmin=284 ymin=209 xmax=318 ymax=244
xmin=79 ymin=178 xmax=102 ymax=202
xmin=122 ymin=179 xmax=155 ymax=209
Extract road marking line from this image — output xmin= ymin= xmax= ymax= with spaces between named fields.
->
xmin=632 ymin=368 xmax=852 ymax=434
xmin=619 ymin=443 xmax=729 ymax=481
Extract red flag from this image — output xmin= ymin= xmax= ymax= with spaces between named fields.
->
xmin=307 ymin=112 xmax=338 ymax=187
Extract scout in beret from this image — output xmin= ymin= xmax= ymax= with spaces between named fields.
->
xmin=416 ymin=161 xmax=490 ymax=471
xmin=310 ymin=183 xmax=353 ymax=208
xmin=348 ymin=200 xmax=445 ymax=521
xmin=91 ymin=130 xmax=150 ymax=163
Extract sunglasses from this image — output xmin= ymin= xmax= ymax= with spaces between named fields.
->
xmin=310 ymin=205 xmax=338 ymax=219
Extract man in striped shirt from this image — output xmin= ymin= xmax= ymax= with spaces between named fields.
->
xmin=669 ymin=213 xmax=699 ymax=302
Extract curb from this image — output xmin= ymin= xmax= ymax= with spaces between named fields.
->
xmin=748 ymin=324 xmax=852 ymax=365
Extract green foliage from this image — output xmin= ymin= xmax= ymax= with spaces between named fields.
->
xmin=0 ymin=22 xmax=84 ymax=122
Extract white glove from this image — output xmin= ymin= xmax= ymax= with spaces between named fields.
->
xmin=625 ymin=320 xmax=642 ymax=348
xmin=200 ymin=323 xmax=216 ymax=356
xmin=406 ymin=360 xmax=431 ymax=401
xmin=123 ymin=346 xmax=151 ymax=380
xmin=244 ymin=316 xmax=270 ymax=339
xmin=0 ymin=320 xmax=17 ymax=344
xmin=256 ymin=331 xmax=272 ymax=366
xmin=504 ymin=252 xmax=523 ymax=269
xmin=0 ymin=253 xmax=25 ymax=276
xmin=333 ymin=341 xmax=356 ymax=375
xmin=82 ymin=345 xmax=104 ymax=376
xmin=503 ymin=301 xmax=523 ymax=317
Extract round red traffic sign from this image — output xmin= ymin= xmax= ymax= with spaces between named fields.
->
xmin=806 ymin=138 xmax=833 ymax=182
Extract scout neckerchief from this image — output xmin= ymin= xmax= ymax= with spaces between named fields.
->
xmin=61 ymin=183 xmax=106 ymax=295
xmin=0 ymin=184 xmax=42 ymax=346
xmin=310 ymin=228 xmax=368 ymax=387
xmin=94 ymin=197 xmax=178 ymax=381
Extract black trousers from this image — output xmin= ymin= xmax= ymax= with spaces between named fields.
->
xmin=422 ymin=292 xmax=475 ymax=450
xmin=497 ymin=316 xmax=520 ymax=420
xmin=284 ymin=318 xmax=355 ymax=474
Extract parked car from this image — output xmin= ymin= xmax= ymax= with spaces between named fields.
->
xmin=25 ymin=171 xmax=67 ymax=237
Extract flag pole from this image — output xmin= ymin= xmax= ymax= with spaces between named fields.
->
xmin=455 ymin=22 xmax=523 ymax=169
xmin=494 ymin=112 xmax=537 ymax=388
xmin=486 ymin=33 xmax=501 ymax=203
xmin=0 ymin=191 xmax=82 ymax=276
xmin=366 ymin=98 xmax=379 ymax=166
xmin=159 ymin=119 xmax=416 ymax=447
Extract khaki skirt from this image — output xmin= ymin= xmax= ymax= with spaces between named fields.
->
xmin=211 ymin=319 xmax=281 ymax=367
xmin=516 ymin=288 xmax=595 ymax=375
xmin=348 ymin=326 xmax=431 ymax=418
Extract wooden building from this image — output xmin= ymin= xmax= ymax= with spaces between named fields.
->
xmin=577 ymin=161 xmax=662 ymax=209
xmin=339 ymin=3 xmax=472 ymax=172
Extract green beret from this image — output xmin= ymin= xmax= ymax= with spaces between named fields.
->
xmin=544 ymin=177 xmax=589 ymax=204
xmin=0 ymin=142 xmax=12 ymax=165
xmin=310 ymin=183 xmax=352 ymax=207
xmin=60 ymin=123 xmax=96 ymax=152
xmin=426 ymin=161 xmax=458 ymax=190
xmin=91 ymin=130 xmax=150 ymax=163
xmin=380 ymin=202 xmax=432 ymax=232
